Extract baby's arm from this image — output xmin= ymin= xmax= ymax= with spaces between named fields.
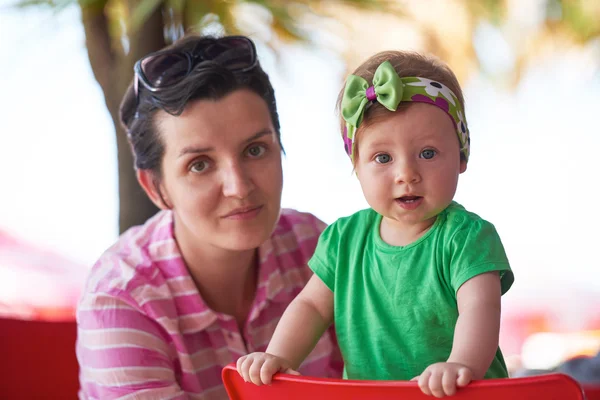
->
xmin=237 ymin=274 xmax=334 ymax=385
xmin=416 ymin=271 xmax=501 ymax=397
xmin=449 ymin=271 xmax=502 ymax=377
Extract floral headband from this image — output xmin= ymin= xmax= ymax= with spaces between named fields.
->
xmin=341 ymin=60 xmax=470 ymax=162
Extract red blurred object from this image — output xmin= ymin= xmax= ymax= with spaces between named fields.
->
xmin=0 ymin=230 xmax=84 ymax=397
xmin=500 ymin=309 xmax=553 ymax=357
xmin=584 ymin=386 xmax=600 ymax=400
xmin=0 ymin=228 xmax=86 ymax=320
xmin=0 ymin=317 xmax=79 ymax=398
xmin=500 ymin=292 xmax=600 ymax=360
xmin=222 ymin=364 xmax=584 ymax=400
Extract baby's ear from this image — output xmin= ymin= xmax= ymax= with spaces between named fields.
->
xmin=459 ymin=159 xmax=467 ymax=174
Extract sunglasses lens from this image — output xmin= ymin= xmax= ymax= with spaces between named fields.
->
xmin=135 ymin=37 xmax=257 ymax=97
xmin=141 ymin=52 xmax=190 ymax=88
xmin=204 ymin=37 xmax=256 ymax=70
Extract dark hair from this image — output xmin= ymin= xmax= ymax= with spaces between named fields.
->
xmin=336 ymin=50 xmax=466 ymax=166
xmin=119 ymin=34 xmax=282 ymax=177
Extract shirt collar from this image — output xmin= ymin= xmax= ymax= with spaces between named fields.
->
xmin=150 ymin=211 xmax=296 ymax=333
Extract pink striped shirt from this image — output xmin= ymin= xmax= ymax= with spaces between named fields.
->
xmin=76 ymin=209 xmax=343 ymax=400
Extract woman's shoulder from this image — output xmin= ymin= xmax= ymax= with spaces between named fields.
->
xmin=260 ymin=209 xmax=327 ymax=276
xmin=275 ymin=208 xmax=327 ymax=235
xmin=83 ymin=210 xmax=180 ymax=301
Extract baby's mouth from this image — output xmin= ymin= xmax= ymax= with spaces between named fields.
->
xmin=396 ymin=195 xmax=422 ymax=203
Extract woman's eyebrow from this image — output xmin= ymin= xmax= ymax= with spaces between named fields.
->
xmin=178 ymin=145 xmax=213 ymax=158
xmin=243 ymin=129 xmax=273 ymax=144
xmin=178 ymin=129 xmax=274 ymax=158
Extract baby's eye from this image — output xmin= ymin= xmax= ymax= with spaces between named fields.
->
xmin=375 ymin=153 xmax=392 ymax=164
xmin=190 ymin=160 xmax=209 ymax=173
xmin=247 ymin=144 xmax=266 ymax=158
xmin=420 ymin=149 xmax=436 ymax=160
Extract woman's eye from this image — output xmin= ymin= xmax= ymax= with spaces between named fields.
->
xmin=247 ymin=144 xmax=266 ymax=158
xmin=190 ymin=160 xmax=209 ymax=173
xmin=375 ymin=153 xmax=392 ymax=164
xmin=420 ymin=149 xmax=436 ymax=159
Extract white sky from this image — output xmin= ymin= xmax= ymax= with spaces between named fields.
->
xmin=1 ymin=4 xmax=599 ymax=331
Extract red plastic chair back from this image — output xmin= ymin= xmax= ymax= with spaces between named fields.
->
xmin=0 ymin=317 xmax=79 ymax=399
xmin=222 ymin=364 xmax=584 ymax=400
xmin=584 ymin=385 xmax=600 ymax=400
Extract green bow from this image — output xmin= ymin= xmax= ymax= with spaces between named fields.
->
xmin=341 ymin=60 xmax=404 ymax=130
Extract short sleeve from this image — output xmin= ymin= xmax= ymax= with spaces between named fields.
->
xmin=449 ymin=220 xmax=514 ymax=295
xmin=76 ymin=291 xmax=188 ymax=399
xmin=307 ymin=222 xmax=340 ymax=292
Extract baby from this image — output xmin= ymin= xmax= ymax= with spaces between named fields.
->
xmin=237 ymin=50 xmax=514 ymax=397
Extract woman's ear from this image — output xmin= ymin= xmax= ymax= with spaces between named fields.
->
xmin=136 ymin=169 xmax=171 ymax=210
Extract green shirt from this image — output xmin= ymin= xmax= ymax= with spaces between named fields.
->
xmin=309 ymin=202 xmax=514 ymax=381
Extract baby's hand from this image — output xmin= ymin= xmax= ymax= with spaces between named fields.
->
xmin=412 ymin=362 xmax=473 ymax=397
xmin=236 ymin=352 xmax=300 ymax=386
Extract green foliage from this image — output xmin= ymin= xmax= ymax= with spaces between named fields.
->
xmin=11 ymin=0 xmax=395 ymax=46
xmin=548 ymin=0 xmax=600 ymax=42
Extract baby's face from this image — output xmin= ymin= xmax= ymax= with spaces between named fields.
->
xmin=355 ymin=102 xmax=467 ymax=232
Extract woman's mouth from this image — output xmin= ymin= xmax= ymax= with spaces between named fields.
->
xmin=222 ymin=205 xmax=263 ymax=220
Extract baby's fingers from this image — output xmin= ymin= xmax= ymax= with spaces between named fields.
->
xmin=236 ymin=355 xmax=248 ymax=378
xmin=248 ymin=357 xmax=267 ymax=385
xmin=456 ymin=367 xmax=473 ymax=387
xmin=260 ymin=358 xmax=286 ymax=385
xmin=417 ymin=370 xmax=433 ymax=396
xmin=239 ymin=356 xmax=257 ymax=383
xmin=283 ymin=368 xmax=300 ymax=376
xmin=442 ymin=370 xmax=457 ymax=396
xmin=428 ymin=371 xmax=445 ymax=398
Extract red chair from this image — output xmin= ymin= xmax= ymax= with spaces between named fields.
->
xmin=222 ymin=363 xmax=584 ymax=400
xmin=0 ymin=317 xmax=79 ymax=399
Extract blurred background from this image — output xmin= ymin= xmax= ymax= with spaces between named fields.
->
xmin=1 ymin=0 xmax=599 ymax=376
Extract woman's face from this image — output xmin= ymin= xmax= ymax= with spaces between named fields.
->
xmin=151 ymin=89 xmax=283 ymax=252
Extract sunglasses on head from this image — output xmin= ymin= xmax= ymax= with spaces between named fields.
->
xmin=133 ymin=36 xmax=258 ymax=98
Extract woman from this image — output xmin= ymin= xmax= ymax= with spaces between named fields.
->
xmin=76 ymin=35 xmax=342 ymax=399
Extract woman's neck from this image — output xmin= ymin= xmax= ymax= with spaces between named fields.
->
xmin=173 ymin=220 xmax=258 ymax=327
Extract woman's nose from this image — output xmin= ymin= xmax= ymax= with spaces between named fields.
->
xmin=221 ymin=162 xmax=255 ymax=199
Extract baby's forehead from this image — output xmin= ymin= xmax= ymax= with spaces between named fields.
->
xmin=361 ymin=103 xmax=457 ymax=138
